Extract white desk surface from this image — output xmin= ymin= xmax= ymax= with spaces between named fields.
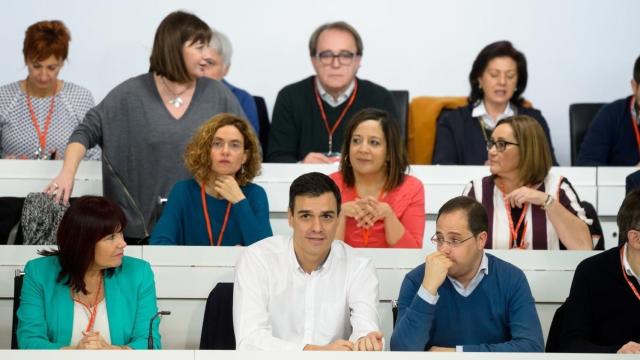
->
xmin=0 ymin=349 xmax=625 ymax=359
xmin=1 ymin=245 xmax=597 ymax=303
xmin=0 ymin=161 xmax=599 ymax=211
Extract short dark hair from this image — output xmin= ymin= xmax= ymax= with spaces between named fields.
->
xmin=634 ymin=54 xmax=640 ymax=83
xmin=308 ymin=21 xmax=363 ymax=57
xmin=288 ymin=172 xmax=341 ymax=214
xmin=339 ymin=108 xmax=408 ymax=191
xmin=149 ymin=11 xmax=212 ymax=83
xmin=436 ymin=196 xmax=488 ymax=236
xmin=23 ymin=20 xmax=71 ymax=63
xmin=39 ymin=196 xmax=126 ymax=294
xmin=468 ymin=40 xmax=528 ymax=107
xmin=617 ymin=188 xmax=640 ymax=244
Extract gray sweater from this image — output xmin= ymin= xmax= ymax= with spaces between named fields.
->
xmin=69 ymin=73 xmax=244 ymax=239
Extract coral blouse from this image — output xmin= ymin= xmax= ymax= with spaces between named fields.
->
xmin=330 ymin=172 xmax=425 ymax=248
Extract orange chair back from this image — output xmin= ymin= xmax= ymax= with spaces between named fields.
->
xmin=408 ymin=96 xmax=468 ymax=164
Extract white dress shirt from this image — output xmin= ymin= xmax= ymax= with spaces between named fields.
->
xmin=233 ymin=235 xmax=381 ymax=351
xmin=316 ymin=78 xmax=355 ymax=108
xmin=70 ymin=299 xmax=111 ymax=345
xmin=472 ymin=101 xmax=515 ymax=130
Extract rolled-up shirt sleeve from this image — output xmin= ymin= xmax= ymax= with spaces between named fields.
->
xmin=347 ymin=258 xmax=381 ymax=342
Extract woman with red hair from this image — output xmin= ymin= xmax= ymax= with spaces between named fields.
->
xmin=0 ymin=20 xmax=100 ymax=160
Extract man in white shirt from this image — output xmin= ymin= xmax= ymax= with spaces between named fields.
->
xmin=233 ymin=172 xmax=383 ymax=351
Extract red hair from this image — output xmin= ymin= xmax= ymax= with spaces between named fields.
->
xmin=23 ymin=20 xmax=71 ymax=62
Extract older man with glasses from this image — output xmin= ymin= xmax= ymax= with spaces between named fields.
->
xmin=267 ymin=21 xmax=398 ymax=163
xmin=390 ymin=196 xmax=544 ymax=352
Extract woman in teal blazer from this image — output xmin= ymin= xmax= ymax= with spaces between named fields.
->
xmin=17 ymin=196 xmax=161 ymax=349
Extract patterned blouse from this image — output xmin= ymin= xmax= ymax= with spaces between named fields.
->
xmin=463 ymin=173 xmax=593 ymax=250
xmin=0 ymin=81 xmax=100 ymax=159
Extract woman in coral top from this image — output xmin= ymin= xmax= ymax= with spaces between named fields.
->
xmin=330 ymin=108 xmax=425 ymax=248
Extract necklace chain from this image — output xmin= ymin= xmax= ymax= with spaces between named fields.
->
xmin=161 ymin=77 xmax=191 ymax=108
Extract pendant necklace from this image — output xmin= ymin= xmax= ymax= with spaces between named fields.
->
xmin=161 ymin=77 xmax=191 ymax=108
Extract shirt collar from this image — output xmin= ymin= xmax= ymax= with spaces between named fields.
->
xmin=316 ymin=78 xmax=355 ymax=108
xmin=477 ymin=252 xmax=490 ymax=276
xmin=632 ymin=96 xmax=640 ymax=125
xmin=289 ymin=236 xmax=332 ymax=274
xmin=623 ymin=243 xmax=640 ymax=283
xmin=447 ymin=252 xmax=489 ymax=286
xmin=472 ymin=101 xmax=515 ymax=129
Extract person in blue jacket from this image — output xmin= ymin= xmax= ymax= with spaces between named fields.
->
xmin=390 ymin=196 xmax=543 ymax=352
xmin=202 ymin=29 xmax=260 ymax=134
xmin=17 ymin=196 xmax=161 ymax=349
xmin=150 ymin=113 xmax=272 ymax=246
xmin=577 ymin=55 xmax=640 ymax=166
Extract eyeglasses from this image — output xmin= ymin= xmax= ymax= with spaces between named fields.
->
xmin=430 ymin=234 xmax=475 ymax=248
xmin=316 ymin=50 xmax=357 ymax=66
xmin=486 ymin=139 xmax=519 ymax=152
xmin=211 ymin=140 xmax=244 ymax=152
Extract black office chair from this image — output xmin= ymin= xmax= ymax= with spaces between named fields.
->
xmin=253 ymin=96 xmax=270 ymax=156
xmin=11 ymin=270 xmax=25 ymax=349
xmin=391 ymin=300 xmax=398 ymax=328
xmin=569 ymin=103 xmax=605 ymax=165
xmin=390 ymin=90 xmax=409 ymax=144
xmin=0 ymin=197 xmax=25 ymax=245
xmin=199 ymin=282 xmax=235 ymax=350
xmin=545 ymin=301 xmax=568 ymax=352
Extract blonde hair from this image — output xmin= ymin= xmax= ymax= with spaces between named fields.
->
xmin=184 ymin=113 xmax=261 ymax=185
xmin=496 ymin=115 xmax=552 ymax=186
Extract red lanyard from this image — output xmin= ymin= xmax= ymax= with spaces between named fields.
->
xmin=313 ymin=78 xmax=359 ymax=154
xmin=499 ymin=187 xmax=528 ymax=249
xmin=201 ymin=184 xmax=232 ymax=246
xmin=25 ymin=80 xmax=57 ymax=159
xmin=72 ymin=273 xmax=103 ymax=332
xmin=629 ymin=97 xmax=640 ymax=156
xmin=360 ymin=188 xmax=385 ymax=247
xmin=620 ymin=246 xmax=640 ymax=302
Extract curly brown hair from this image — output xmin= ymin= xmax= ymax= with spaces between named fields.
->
xmin=185 ymin=113 xmax=261 ymax=186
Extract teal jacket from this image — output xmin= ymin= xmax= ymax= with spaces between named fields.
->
xmin=17 ymin=255 xmax=161 ymax=349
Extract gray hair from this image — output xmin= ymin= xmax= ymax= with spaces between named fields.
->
xmin=209 ymin=29 xmax=233 ymax=67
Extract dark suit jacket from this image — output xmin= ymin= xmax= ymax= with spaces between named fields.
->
xmin=626 ymin=169 xmax=640 ymax=194
xmin=432 ymin=103 xmax=558 ymax=165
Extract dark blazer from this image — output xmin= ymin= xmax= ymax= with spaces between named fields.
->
xmin=432 ymin=103 xmax=558 ymax=165
xmin=576 ymin=96 xmax=639 ymax=166
xmin=626 ymin=169 xmax=640 ymax=195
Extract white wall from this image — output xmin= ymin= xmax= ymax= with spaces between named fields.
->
xmin=1 ymin=0 xmax=638 ymax=165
